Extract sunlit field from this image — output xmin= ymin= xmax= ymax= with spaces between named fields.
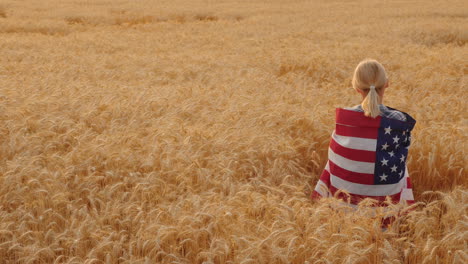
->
xmin=0 ymin=0 xmax=467 ymax=263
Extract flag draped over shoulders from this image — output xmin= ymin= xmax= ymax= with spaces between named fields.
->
xmin=312 ymin=107 xmax=416 ymax=206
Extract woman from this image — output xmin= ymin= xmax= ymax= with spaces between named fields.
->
xmin=311 ymin=59 xmax=416 ymax=208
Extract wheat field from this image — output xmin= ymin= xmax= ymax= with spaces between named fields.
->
xmin=0 ymin=0 xmax=467 ymax=263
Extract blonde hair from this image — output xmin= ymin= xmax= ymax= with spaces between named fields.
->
xmin=352 ymin=59 xmax=388 ymax=118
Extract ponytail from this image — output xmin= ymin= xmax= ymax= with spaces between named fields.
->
xmin=361 ymin=85 xmax=381 ymax=118
xmin=352 ymin=59 xmax=387 ymax=119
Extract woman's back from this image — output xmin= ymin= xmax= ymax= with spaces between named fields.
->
xmin=312 ymin=107 xmax=416 ymax=206
xmin=311 ymin=59 xmax=416 ymax=208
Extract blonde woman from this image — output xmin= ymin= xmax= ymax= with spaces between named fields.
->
xmin=312 ymin=59 xmax=416 ymax=212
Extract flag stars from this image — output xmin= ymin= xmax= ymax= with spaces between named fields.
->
xmin=400 ymin=154 xmax=405 ymax=163
xmin=376 ymin=125 xmax=411 ymax=183
xmin=381 ymin=158 xmax=389 ymax=166
xmin=380 ymin=174 xmax=388 ymax=182
xmin=384 ymin=126 xmax=392 ymax=135
xmin=382 ymin=143 xmax=389 ymax=150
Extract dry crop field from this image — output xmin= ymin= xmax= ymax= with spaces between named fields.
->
xmin=0 ymin=0 xmax=467 ymax=263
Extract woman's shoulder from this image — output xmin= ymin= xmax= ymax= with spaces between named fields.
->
xmin=341 ymin=104 xmax=408 ymax=122
xmin=344 ymin=105 xmax=363 ymax=112
xmin=380 ymin=105 xmax=407 ymax=121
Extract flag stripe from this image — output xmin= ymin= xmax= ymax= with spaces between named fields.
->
xmin=336 ymin=124 xmax=379 ymax=139
xmin=330 ymin=172 xmax=406 ymax=196
xmin=328 ymin=160 xmax=375 ymax=184
xmin=313 ymin=168 xmax=414 ymax=205
xmin=401 ymin=167 xmax=414 ymax=203
xmin=319 ymin=163 xmax=331 ymax=184
xmin=313 ymin=179 xmax=329 ymax=198
xmin=328 ymin=147 xmax=375 ymax=174
xmin=332 ymin=132 xmax=377 ymax=151
xmin=400 ymin=188 xmax=414 ymax=203
xmin=329 ymin=185 xmax=401 ymax=205
xmin=330 ymin=137 xmax=376 ymax=162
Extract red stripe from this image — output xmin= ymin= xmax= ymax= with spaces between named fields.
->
xmin=406 ymin=177 xmax=412 ymax=188
xmin=330 ymin=138 xmax=376 ymax=162
xmin=336 ymin=108 xmax=381 ymax=127
xmin=328 ymin=160 xmax=375 ymax=185
xmin=329 ymin=186 xmax=401 ymax=205
xmin=319 ymin=168 xmax=331 ymax=186
xmin=311 ymin=190 xmax=323 ymax=200
xmin=312 ymin=169 xmax=331 ymax=200
xmin=381 ymin=217 xmax=396 ymax=227
xmin=336 ymin=124 xmax=379 ymax=139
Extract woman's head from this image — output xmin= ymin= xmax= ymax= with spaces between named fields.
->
xmin=352 ymin=59 xmax=388 ymax=118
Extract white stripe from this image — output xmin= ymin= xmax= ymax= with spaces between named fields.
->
xmin=332 ymin=131 xmax=377 ymax=151
xmin=400 ymin=188 xmax=414 ymax=202
xmin=328 ymin=147 xmax=375 ymax=174
xmin=314 ymin=179 xmax=329 ymax=198
xmin=330 ymin=173 xmax=406 ymax=196
xmin=400 ymin=167 xmax=414 ymax=202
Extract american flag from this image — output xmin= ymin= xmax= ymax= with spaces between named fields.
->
xmin=312 ymin=108 xmax=416 ymax=206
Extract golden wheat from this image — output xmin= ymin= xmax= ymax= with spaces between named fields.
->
xmin=0 ymin=0 xmax=467 ymax=263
